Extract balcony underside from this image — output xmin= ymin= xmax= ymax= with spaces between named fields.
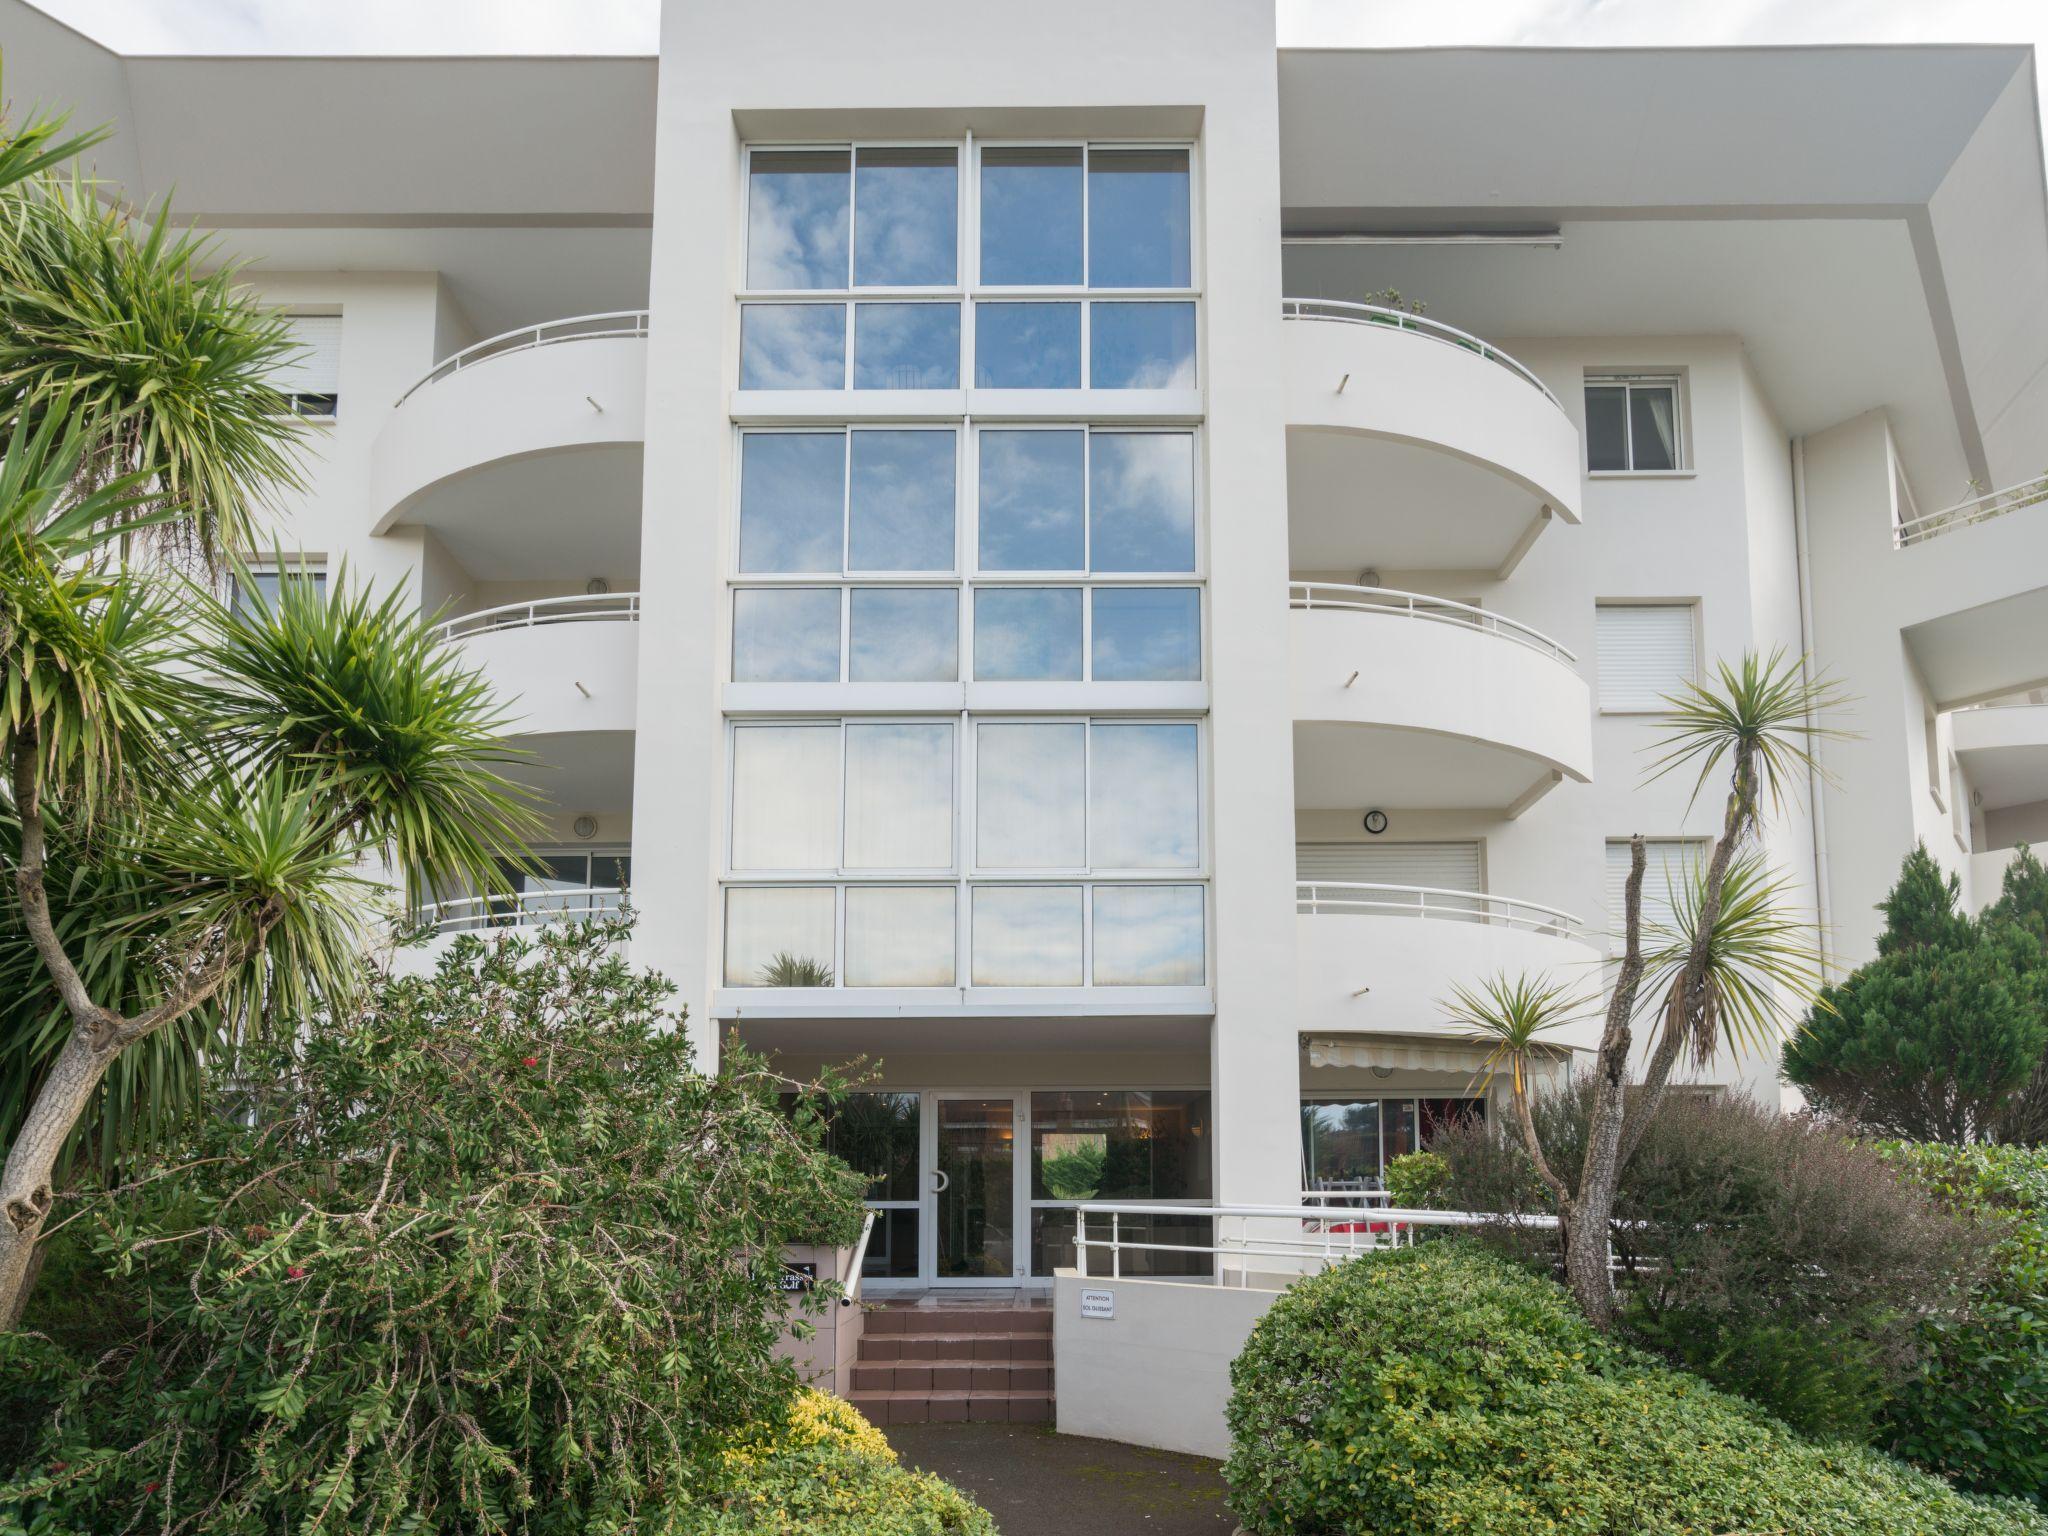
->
xmin=407 ymin=445 xmax=643 ymax=585
xmin=460 ymin=616 xmax=639 ymax=737
xmin=1294 ymin=722 xmax=1567 ymax=816
xmin=1905 ymin=584 xmax=2048 ymax=708
xmin=1954 ymin=703 xmax=2048 ymax=813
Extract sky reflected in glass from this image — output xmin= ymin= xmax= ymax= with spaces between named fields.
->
xmin=854 ymin=302 xmax=960 ymax=389
xmin=739 ymin=432 xmax=844 ymax=572
xmin=978 ymin=429 xmax=1084 ymax=570
xmin=973 ymin=587 xmax=1082 ymax=680
xmin=972 ymin=886 xmax=1084 ymax=986
xmin=732 ymin=587 xmax=840 ymax=681
xmin=974 ymin=303 xmax=1081 ymax=388
xmin=1092 ymin=588 xmax=1200 ymax=680
xmin=849 ymin=430 xmax=955 ymax=571
xmin=1088 ymin=149 xmax=1191 ymax=289
xmin=730 ymin=725 xmax=839 ymax=869
xmin=848 ymin=588 xmax=959 ymax=681
xmin=980 ymin=147 xmax=1083 ymax=286
xmin=724 ymin=886 xmax=835 ymax=985
xmin=1090 ymin=302 xmax=1196 ymax=389
xmin=1090 ymin=723 xmax=1200 ymax=869
xmin=977 ymin=722 xmax=1085 ymax=868
xmin=746 ymin=150 xmax=849 ymax=289
xmin=855 ymin=148 xmax=958 ymax=287
xmin=845 ymin=886 xmax=957 ymax=986
xmin=1090 ymin=432 xmax=1196 ymax=571
xmin=1092 ymin=885 xmax=1205 ymax=985
xmin=845 ymin=722 xmax=954 ymax=868
xmin=740 ymin=303 xmax=846 ymax=389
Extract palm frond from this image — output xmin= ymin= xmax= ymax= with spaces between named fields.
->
xmin=0 ymin=71 xmax=109 ymax=194
xmin=1642 ymin=649 xmax=1851 ymax=831
xmin=1442 ymin=971 xmax=1596 ymax=1097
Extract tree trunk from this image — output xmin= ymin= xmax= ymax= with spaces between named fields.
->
xmin=0 ymin=1027 xmax=119 ymax=1328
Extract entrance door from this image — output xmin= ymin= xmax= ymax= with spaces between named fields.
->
xmin=928 ymin=1094 xmax=1022 ymax=1284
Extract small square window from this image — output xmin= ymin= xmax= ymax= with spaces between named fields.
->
xmin=1585 ymin=376 xmax=1682 ymax=472
xmin=732 ymin=587 xmax=840 ymax=681
xmin=973 ymin=588 xmax=1083 ymax=680
xmin=740 ymin=304 xmax=847 ymax=390
xmin=853 ymin=302 xmax=959 ymax=389
xmin=1090 ymin=302 xmax=1196 ymax=389
xmin=1595 ymin=603 xmax=1697 ymax=711
xmin=974 ymin=302 xmax=1082 ymax=388
xmin=848 ymin=588 xmax=959 ymax=682
xmin=1091 ymin=588 xmax=1200 ymax=681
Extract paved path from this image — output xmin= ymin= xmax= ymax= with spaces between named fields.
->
xmin=886 ymin=1422 xmax=1238 ymax=1535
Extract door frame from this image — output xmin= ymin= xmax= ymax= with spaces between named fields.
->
xmin=920 ymin=1089 xmax=1030 ymax=1288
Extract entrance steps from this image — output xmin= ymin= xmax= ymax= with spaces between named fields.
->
xmin=849 ymin=1296 xmax=1053 ymax=1425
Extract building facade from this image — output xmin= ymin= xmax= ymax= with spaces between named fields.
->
xmin=12 ymin=0 xmax=2048 ymax=1289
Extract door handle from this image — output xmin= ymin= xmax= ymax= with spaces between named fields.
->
xmin=930 ymin=1168 xmax=950 ymax=1193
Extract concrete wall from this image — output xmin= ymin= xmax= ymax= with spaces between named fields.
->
xmin=775 ymin=1238 xmax=865 ymax=1395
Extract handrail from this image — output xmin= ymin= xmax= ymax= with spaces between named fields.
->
xmin=433 ymin=592 xmax=641 ymax=643
xmin=1296 ymin=880 xmax=1586 ymax=940
xmin=1280 ymin=297 xmax=1562 ymax=409
xmin=841 ymin=1209 xmax=878 ymax=1309
xmin=413 ymin=885 xmax=624 ymax=936
xmin=394 ymin=310 xmax=652 ymax=408
xmin=1895 ymin=473 xmax=2048 ymax=548
xmin=1290 ymin=581 xmax=1577 ymax=667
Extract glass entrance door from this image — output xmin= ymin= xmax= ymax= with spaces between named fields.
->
xmin=929 ymin=1095 xmax=1020 ymax=1283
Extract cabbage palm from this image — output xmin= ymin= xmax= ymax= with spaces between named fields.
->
xmin=1443 ymin=972 xmax=1593 ymax=1208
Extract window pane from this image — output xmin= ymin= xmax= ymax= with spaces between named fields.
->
xmin=740 ymin=303 xmax=847 ymax=389
xmin=1090 ymin=302 xmax=1196 ymax=389
xmin=854 ymin=147 xmax=957 ymax=287
xmin=848 ymin=588 xmax=959 ymax=682
xmin=1585 ymin=385 xmax=1628 ymax=471
xmin=849 ymin=430 xmax=955 ymax=571
xmin=845 ymin=722 xmax=954 ymax=868
xmin=978 ymin=429 xmax=1085 ymax=570
xmin=1629 ymin=385 xmax=1679 ymax=471
xmin=1031 ymin=1090 xmax=1212 ymax=1200
xmin=980 ymin=146 xmax=1083 ymax=286
xmin=1090 ymin=723 xmax=1199 ymax=868
xmin=853 ymin=302 xmax=960 ymax=389
xmin=974 ymin=303 xmax=1082 ymax=388
xmin=824 ymin=1092 xmax=921 ymax=1202
xmin=1032 ymin=1209 xmax=1211 ymax=1279
xmin=732 ymin=587 xmax=841 ymax=681
xmin=971 ymin=886 xmax=1084 ymax=985
xmin=746 ymin=149 xmax=850 ymax=289
xmin=1092 ymin=885 xmax=1204 ymax=985
xmin=1090 ymin=432 xmax=1196 ymax=572
xmin=738 ymin=432 xmax=845 ymax=573
xmin=731 ymin=725 xmax=839 ymax=869
xmin=725 ymin=886 xmax=836 ymax=985
xmin=1088 ymin=149 xmax=1191 ymax=289
xmin=976 ymin=722 xmax=1084 ymax=868
xmin=973 ymin=587 xmax=1082 ymax=681
xmin=1091 ymin=588 xmax=1200 ymax=680
xmin=845 ymin=886 xmax=956 ymax=986
xmin=1302 ymin=1100 xmax=1381 ymax=1190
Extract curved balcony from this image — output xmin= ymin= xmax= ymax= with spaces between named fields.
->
xmin=437 ymin=594 xmax=640 ymax=737
xmin=1290 ymin=584 xmax=1591 ymax=816
xmin=1295 ymin=882 xmax=1602 ymax=1048
xmin=393 ymin=885 xmax=628 ymax=977
xmin=369 ymin=313 xmax=648 ymax=583
xmin=1282 ymin=300 xmax=1581 ymax=575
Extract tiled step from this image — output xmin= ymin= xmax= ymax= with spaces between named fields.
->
xmin=852 ymin=1359 xmax=1052 ymax=1395
xmin=858 ymin=1330 xmax=1052 ymax=1362
xmin=866 ymin=1306 xmax=1049 ymax=1335
xmin=851 ymin=1388 xmax=1054 ymax=1425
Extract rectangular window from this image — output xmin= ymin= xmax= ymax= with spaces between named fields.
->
xmin=978 ymin=429 xmax=1086 ymax=570
xmin=738 ymin=431 xmax=846 ymax=573
xmin=977 ymin=427 xmax=1196 ymax=575
xmin=1090 ymin=588 xmax=1200 ymax=681
xmin=1604 ymin=838 xmax=1706 ymax=949
xmin=974 ymin=302 xmax=1082 ymax=388
xmin=1088 ymin=432 xmax=1196 ymax=570
xmin=788 ymin=1091 xmax=921 ymax=1277
xmin=740 ymin=428 xmax=959 ymax=579
xmin=973 ymin=587 xmax=1083 ymax=681
xmin=732 ymin=587 xmax=841 ymax=681
xmin=730 ymin=724 xmax=840 ymax=870
xmin=847 ymin=588 xmax=958 ymax=681
xmin=853 ymin=147 xmax=958 ymax=288
xmin=843 ymin=722 xmax=954 ymax=870
xmin=848 ymin=430 xmax=956 ymax=571
xmin=1092 ymin=885 xmax=1205 ymax=985
xmin=1585 ymin=376 xmax=1682 ymax=472
xmin=273 ymin=314 xmax=342 ymax=418
xmin=1087 ymin=149 xmax=1192 ymax=289
xmin=1089 ymin=301 xmax=1197 ymax=390
xmin=740 ymin=302 xmax=847 ymax=389
xmin=844 ymin=886 xmax=957 ymax=986
xmin=853 ymin=302 xmax=959 ymax=389
xmin=746 ymin=149 xmax=851 ymax=290
xmin=971 ymin=885 xmax=1084 ymax=986
xmin=1301 ymin=1098 xmax=1482 ymax=1191
xmin=976 ymin=722 xmax=1087 ymax=868
xmin=724 ymin=886 xmax=836 ymax=986
xmin=1029 ymin=1088 xmax=1211 ymax=1277
xmin=1089 ymin=723 xmax=1200 ymax=869
xmin=232 ymin=563 xmax=328 ymax=615
xmin=1595 ymin=602 xmax=1697 ymax=711
xmin=979 ymin=147 xmax=1084 ymax=286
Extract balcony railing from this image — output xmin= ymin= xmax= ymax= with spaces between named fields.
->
xmin=1280 ymin=298 xmax=1561 ymax=409
xmin=1895 ymin=474 xmax=2048 ymax=548
xmin=433 ymin=591 xmax=642 ymax=644
xmin=1289 ymin=582 xmax=1577 ymax=668
xmin=414 ymin=886 xmax=625 ymax=936
xmin=393 ymin=310 xmax=652 ymax=408
xmin=1297 ymin=881 xmax=1586 ymax=940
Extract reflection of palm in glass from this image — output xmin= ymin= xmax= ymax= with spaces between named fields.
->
xmin=757 ymin=952 xmax=833 ymax=987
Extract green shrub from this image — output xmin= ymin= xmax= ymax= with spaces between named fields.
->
xmin=1383 ymin=1150 xmax=1450 ymax=1209
xmin=0 ymin=919 xmax=876 ymax=1535
xmin=1223 ymin=1241 xmax=2045 ymax=1536
xmin=1880 ymin=1142 xmax=2048 ymax=1503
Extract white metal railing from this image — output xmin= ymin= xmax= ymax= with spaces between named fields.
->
xmin=393 ymin=310 xmax=652 ymax=408
xmin=841 ymin=1209 xmax=878 ymax=1309
xmin=1280 ymin=297 xmax=1562 ymax=409
xmin=413 ymin=886 xmax=625 ymax=936
xmin=1297 ymin=881 xmax=1586 ymax=940
xmin=1895 ymin=474 xmax=2048 ymax=548
xmin=433 ymin=592 xmax=641 ymax=644
xmin=1289 ymin=581 xmax=1577 ymax=667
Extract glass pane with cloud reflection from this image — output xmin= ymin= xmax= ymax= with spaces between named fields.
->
xmin=845 ymin=722 xmax=954 ymax=869
xmin=739 ymin=431 xmax=846 ymax=573
xmin=976 ymin=722 xmax=1085 ymax=868
xmin=849 ymin=430 xmax=956 ymax=571
xmin=848 ymin=588 xmax=959 ymax=681
xmin=1089 ymin=302 xmax=1196 ymax=390
xmin=725 ymin=886 xmax=836 ymax=985
xmin=972 ymin=587 xmax=1082 ymax=681
xmin=980 ymin=147 xmax=1083 ymax=286
xmin=974 ymin=302 xmax=1082 ymax=388
xmin=740 ymin=303 xmax=847 ymax=389
xmin=1090 ymin=723 xmax=1200 ymax=868
xmin=854 ymin=303 xmax=960 ymax=389
xmin=1090 ymin=587 xmax=1201 ymax=681
xmin=732 ymin=587 xmax=841 ymax=681
xmin=1087 ymin=149 xmax=1191 ymax=289
xmin=747 ymin=150 xmax=850 ymax=289
xmin=972 ymin=885 xmax=1084 ymax=986
xmin=855 ymin=147 xmax=958 ymax=287
xmin=845 ymin=886 xmax=957 ymax=987
xmin=730 ymin=725 xmax=840 ymax=869
xmin=1092 ymin=885 xmax=1205 ymax=985
xmin=978 ymin=429 xmax=1085 ymax=571
xmin=1089 ymin=432 xmax=1195 ymax=572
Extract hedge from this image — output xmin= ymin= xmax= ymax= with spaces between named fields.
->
xmin=1224 ymin=1241 xmax=2048 ymax=1536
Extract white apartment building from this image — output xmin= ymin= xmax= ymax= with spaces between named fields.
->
xmin=12 ymin=0 xmax=2048 ymax=1292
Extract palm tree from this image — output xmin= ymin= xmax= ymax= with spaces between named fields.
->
xmin=759 ymin=952 xmax=835 ymax=987
xmin=1442 ymin=972 xmax=1593 ymax=1207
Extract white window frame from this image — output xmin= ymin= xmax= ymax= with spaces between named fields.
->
xmin=1584 ymin=372 xmax=1686 ymax=476
xmin=1594 ymin=600 xmax=1700 ymax=715
xmin=273 ymin=311 xmax=342 ymax=422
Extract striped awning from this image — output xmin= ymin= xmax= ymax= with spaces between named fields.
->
xmin=1305 ymin=1036 xmax=1571 ymax=1074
